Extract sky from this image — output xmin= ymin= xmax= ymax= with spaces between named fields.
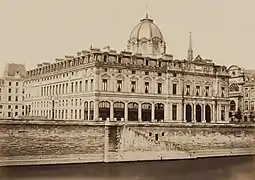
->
xmin=0 ymin=0 xmax=255 ymax=73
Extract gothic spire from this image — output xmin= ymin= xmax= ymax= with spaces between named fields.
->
xmin=188 ymin=31 xmax=193 ymax=61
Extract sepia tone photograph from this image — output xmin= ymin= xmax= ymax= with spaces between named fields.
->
xmin=0 ymin=0 xmax=255 ymax=179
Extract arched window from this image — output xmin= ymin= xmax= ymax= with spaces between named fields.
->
xmin=229 ymin=83 xmax=239 ymax=92
xmin=230 ymin=101 xmax=236 ymax=111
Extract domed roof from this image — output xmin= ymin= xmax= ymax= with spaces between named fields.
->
xmin=129 ymin=15 xmax=164 ymax=41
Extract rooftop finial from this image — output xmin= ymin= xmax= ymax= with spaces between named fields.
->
xmin=145 ymin=2 xmax=148 ymax=18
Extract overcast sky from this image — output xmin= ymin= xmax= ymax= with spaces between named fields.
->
xmin=0 ymin=0 xmax=254 ymax=73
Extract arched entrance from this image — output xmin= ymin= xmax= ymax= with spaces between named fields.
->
xmin=128 ymin=102 xmax=138 ymax=121
xmin=155 ymin=103 xmax=164 ymax=122
xmin=196 ymin=104 xmax=202 ymax=122
xmin=205 ymin=105 xmax=211 ymax=123
xmin=99 ymin=101 xmax=110 ymax=121
xmin=186 ymin=104 xmax=192 ymax=122
xmin=114 ymin=102 xmax=125 ymax=121
xmin=142 ymin=103 xmax=151 ymax=121
xmin=84 ymin=101 xmax=88 ymax=120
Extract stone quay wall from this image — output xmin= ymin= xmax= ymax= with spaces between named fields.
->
xmin=0 ymin=119 xmax=255 ymax=166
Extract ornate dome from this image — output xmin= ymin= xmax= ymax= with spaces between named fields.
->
xmin=129 ymin=15 xmax=164 ymax=41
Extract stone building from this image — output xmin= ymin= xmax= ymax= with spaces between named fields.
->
xmin=228 ymin=65 xmax=255 ymax=122
xmin=0 ymin=63 xmax=27 ymax=118
xmin=24 ymin=14 xmax=230 ymax=123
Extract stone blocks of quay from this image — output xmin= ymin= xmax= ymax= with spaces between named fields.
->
xmin=0 ymin=119 xmax=255 ymax=166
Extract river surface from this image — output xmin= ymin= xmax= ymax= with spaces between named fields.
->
xmin=0 ymin=155 xmax=254 ymax=180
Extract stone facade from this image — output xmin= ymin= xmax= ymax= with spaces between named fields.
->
xmin=0 ymin=63 xmax=27 ymax=118
xmin=23 ymin=15 xmax=230 ymax=124
xmin=228 ymin=65 xmax=255 ymax=122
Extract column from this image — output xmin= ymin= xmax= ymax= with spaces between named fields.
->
xmin=164 ymin=102 xmax=169 ymax=122
xmin=202 ymin=103 xmax=205 ymax=123
xmin=169 ymin=102 xmax=172 ymax=122
xmin=95 ymin=71 xmax=99 ymax=92
xmin=183 ymin=103 xmax=186 ymax=122
xmin=225 ymin=104 xmax=228 ymax=123
xmin=193 ymin=103 xmax=196 ymax=123
xmin=125 ymin=101 xmax=128 ymax=122
xmin=151 ymin=103 xmax=155 ymax=122
xmin=110 ymin=101 xmax=114 ymax=121
xmin=138 ymin=102 xmax=142 ymax=122
xmin=94 ymin=100 xmax=99 ymax=121
xmin=212 ymin=104 xmax=215 ymax=123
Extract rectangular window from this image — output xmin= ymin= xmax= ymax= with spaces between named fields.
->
xmin=62 ymin=84 xmax=65 ymax=94
xmin=186 ymin=85 xmax=190 ymax=96
xmin=16 ymin=82 xmax=19 ymax=86
xmin=131 ymin=81 xmax=136 ymax=92
xmin=158 ymin=83 xmax=162 ymax=94
xmin=15 ymin=88 xmax=19 ymax=93
xmin=91 ymin=79 xmax=94 ymax=91
xmin=196 ymin=86 xmax=200 ymax=96
xmin=53 ymin=85 xmax=55 ymax=95
xmin=8 ymin=96 xmax=11 ymax=101
xmin=15 ymin=96 xmax=18 ymax=101
xmin=221 ymin=106 xmax=225 ymax=121
xmin=56 ymin=85 xmax=58 ymax=95
xmin=172 ymin=105 xmax=177 ymax=120
xmin=158 ymin=61 xmax=161 ymax=67
xmin=251 ymin=101 xmax=254 ymax=111
xmin=59 ymin=84 xmax=61 ymax=94
xmin=145 ymin=71 xmax=149 ymax=75
xmin=117 ymin=80 xmax=122 ymax=92
xmin=221 ymin=87 xmax=225 ymax=97
xmin=9 ymin=82 xmax=11 ymax=86
xmin=102 ymin=79 xmax=107 ymax=91
xmin=132 ymin=70 xmax=136 ymax=74
xmin=205 ymin=86 xmax=209 ymax=97
xmin=158 ymin=73 xmax=162 ymax=76
xmin=66 ymin=83 xmax=68 ymax=94
xmin=245 ymin=101 xmax=249 ymax=111
xmin=145 ymin=82 xmax=149 ymax=93
xmin=85 ymin=80 xmax=88 ymax=92
xmin=173 ymin=84 xmax=177 ymax=95
xmin=8 ymin=88 xmax=11 ymax=93
xmin=75 ymin=82 xmax=78 ymax=93
xmin=79 ymin=81 xmax=82 ymax=92
xmin=71 ymin=82 xmax=74 ymax=93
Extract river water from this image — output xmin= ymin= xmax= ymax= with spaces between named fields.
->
xmin=0 ymin=155 xmax=254 ymax=180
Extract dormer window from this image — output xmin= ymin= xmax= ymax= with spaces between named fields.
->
xmin=117 ymin=80 xmax=122 ymax=92
xmin=205 ymin=86 xmax=209 ymax=97
xmin=104 ymin=56 xmax=107 ymax=62
xmin=146 ymin=60 xmax=149 ymax=66
xmin=221 ymin=87 xmax=225 ymax=97
xmin=131 ymin=81 xmax=136 ymax=92
xmin=186 ymin=85 xmax=190 ymax=96
xmin=145 ymin=82 xmax=149 ymax=93
xmin=118 ymin=57 xmax=121 ymax=63
xmin=196 ymin=86 xmax=200 ymax=96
